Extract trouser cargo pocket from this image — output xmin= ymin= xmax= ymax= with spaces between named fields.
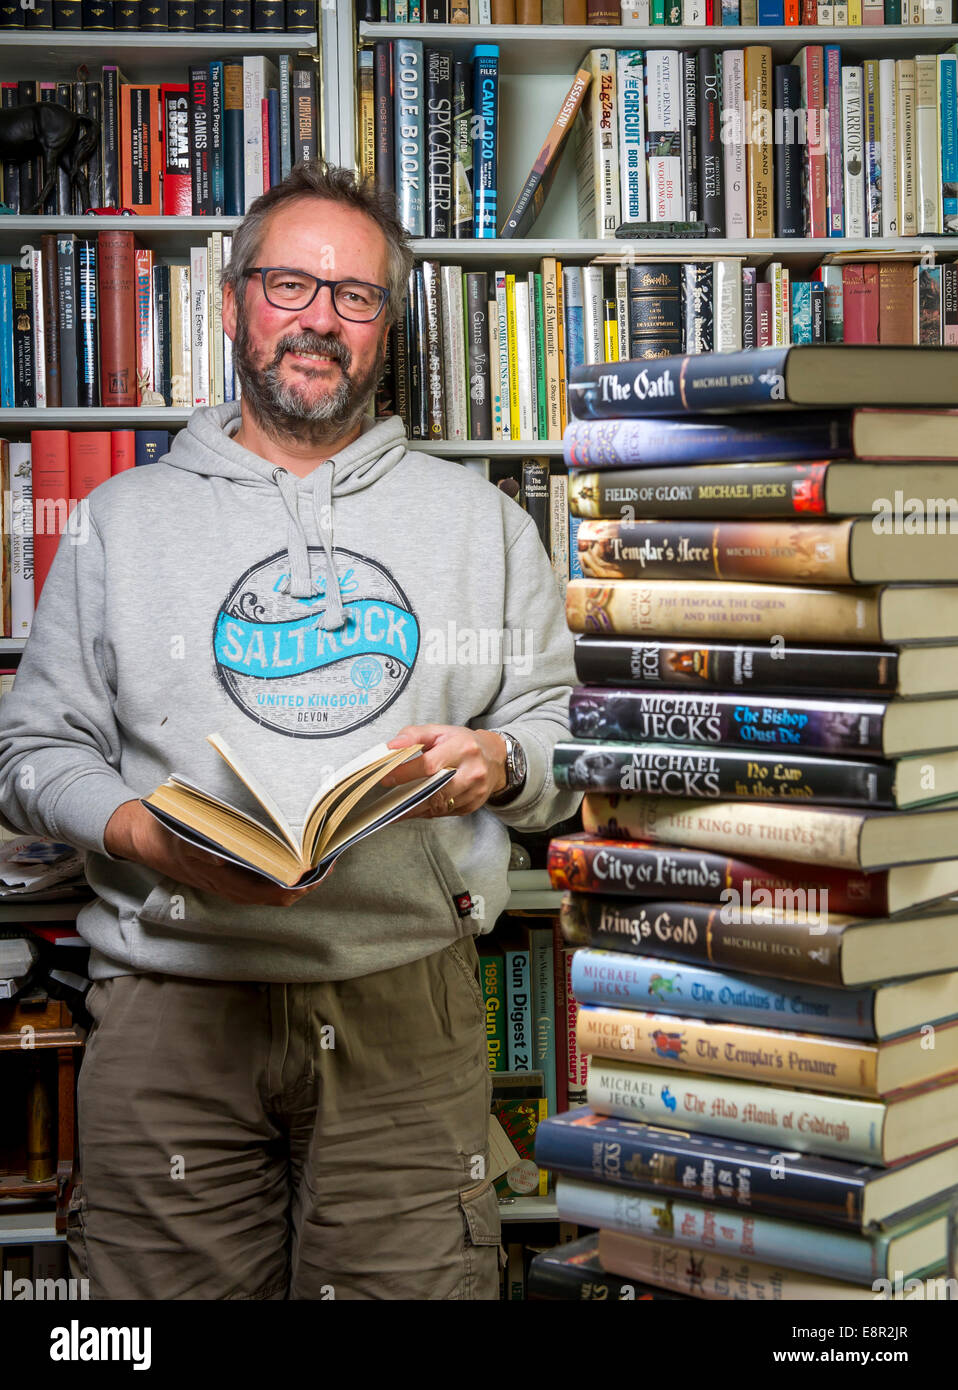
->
xmin=456 ymin=1177 xmax=505 ymax=1301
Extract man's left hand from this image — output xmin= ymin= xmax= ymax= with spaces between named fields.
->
xmin=382 ymin=725 xmax=509 ymax=818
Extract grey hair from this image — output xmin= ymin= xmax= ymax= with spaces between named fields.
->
xmin=222 ymin=160 xmax=415 ymax=328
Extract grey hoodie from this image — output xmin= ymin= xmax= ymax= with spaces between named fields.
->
xmin=0 ymin=404 xmax=581 ymax=982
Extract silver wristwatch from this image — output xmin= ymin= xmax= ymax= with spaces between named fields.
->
xmin=488 ymin=730 xmax=527 ymax=806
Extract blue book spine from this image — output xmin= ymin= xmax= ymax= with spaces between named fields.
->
xmin=135 ymin=430 xmax=171 ymax=465
xmin=790 ymin=280 xmax=812 ymax=345
xmin=940 ymin=54 xmax=958 ymax=235
xmin=569 ymin=514 xmax=583 ymax=580
xmin=570 ymin=950 xmax=877 ymax=1039
xmin=721 ymin=0 xmax=740 ymax=20
xmin=562 ymin=411 xmax=853 ymax=468
xmin=568 ymin=346 xmax=794 ymax=420
xmin=209 ymin=61 xmax=225 ymax=215
xmin=757 ymin=0 xmax=783 ymax=19
xmin=472 ymin=45 xmax=498 ymax=239
xmin=534 ymin=1108 xmax=874 ymax=1229
xmin=0 ymin=265 xmax=13 ymax=409
xmin=77 ymin=242 xmax=98 ymax=408
xmin=224 ymin=68 xmax=244 ymax=217
xmin=530 ymin=929 xmax=557 ymax=1117
xmin=554 ymin=1176 xmax=913 ymax=1286
xmin=267 ymin=86 xmax=280 ymax=193
xmin=504 ymin=944 xmax=533 ymax=1071
xmin=394 ymin=39 xmax=425 ymax=237
xmin=562 ymin=267 xmax=584 ymax=373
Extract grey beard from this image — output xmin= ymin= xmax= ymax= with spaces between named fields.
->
xmin=233 ymin=308 xmax=384 ymax=449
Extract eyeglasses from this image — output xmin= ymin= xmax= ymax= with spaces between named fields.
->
xmin=245 ymin=267 xmax=390 ymax=322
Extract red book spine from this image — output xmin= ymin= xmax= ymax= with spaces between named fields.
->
xmin=842 ymin=263 xmax=880 ymax=343
xmin=801 ymin=0 xmax=817 ymax=18
xmin=261 ymin=97 xmax=270 ymax=190
xmin=564 ymin=949 xmax=588 ymax=1104
xmin=161 ymin=84 xmax=192 ymax=216
xmin=134 ymin=246 xmax=153 ymax=403
xmin=30 ymin=429 xmax=70 ymax=600
xmin=68 ymin=432 xmax=112 ymax=506
xmin=551 ymin=918 xmax=569 ymax=1116
xmin=756 ymin=280 xmax=773 ymax=346
xmin=97 ymin=230 xmax=137 ymax=407
xmin=111 ymin=430 xmax=135 ymax=474
xmin=784 ymin=0 xmax=800 ymax=18
xmin=802 ymin=48 xmax=827 ymax=239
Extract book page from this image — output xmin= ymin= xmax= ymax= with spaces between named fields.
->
xmin=206 ymin=733 xmax=302 ymax=856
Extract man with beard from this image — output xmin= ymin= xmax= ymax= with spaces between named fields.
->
xmin=0 ymin=163 xmax=580 ymax=1300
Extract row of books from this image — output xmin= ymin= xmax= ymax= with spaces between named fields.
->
xmin=0 ymin=0 xmax=316 ymax=29
xmin=372 ymin=255 xmax=957 ymax=452
xmin=535 ymin=345 xmax=958 ymax=1298
xmin=0 ymin=430 xmax=172 ymax=637
xmin=575 ymin=46 xmax=958 ymax=242
xmin=359 ymin=0 xmax=955 ymax=23
xmin=0 ymin=232 xmax=239 ymax=410
xmin=0 ymin=57 xmax=320 ymax=217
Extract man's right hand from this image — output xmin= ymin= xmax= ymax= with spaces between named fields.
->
xmin=103 ymin=800 xmax=323 ymax=907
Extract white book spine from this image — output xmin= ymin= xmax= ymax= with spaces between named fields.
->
xmin=925 ymin=0 xmax=949 ymax=19
xmin=439 ymin=266 xmax=467 ymax=441
xmin=722 ymin=50 xmax=748 ymax=238
xmin=526 ymin=272 xmax=539 ymax=441
xmin=714 ymin=259 xmax=743 ymax=353
xmin=513 ymin=281 xmax=533 ymax=443
xmin=209 ymin=232 xmax=225 ymax=407
xmin=682 ymin=0 xmax=707 ymax=20
xmin=477 ymin=0 xmax=491 ymax=18
xmin=243 ymin=57 xmax=265 ymax=212
xmin=617 ymin=51 xmax=647 ymax=225
xmin=488 ymin=298 xmax=502 ymax=441
xmin=817 ymin=0 xmax=835 ymax=20
xmin=614 ymin=267 xmax=629 ymax=364
xmin=9 ymin=443 xmax=34 ymax=640
xmin=222 ymin=234 xmax=234 ymax=403
xmin=645 ymin=51 xmax=684 ymax=222
xmin=842 ymin=67 xmax=866 ymax=239
xmin=190 ymin=246 xmax=210 ymax=408
xmin=171 ymin=264 xmax=192 ymax=409
xmin=834 ymin=0 xmax=848 ymax=20
xmin=580 ymin=265 xmax=605 ymax=367
xmin=879 ymin=59 xmax=899 ymax=237
xmin=915 ymin=55 xmax=942 ymax=235
xmin=620 ymin=0 xmax=651 ymax=19
xmin=494 ymin=270 xmax=511 ymax=442
xmin=549 ymin=474 xmax=569 ymax=601
xmin=766 ymin=263 xmax=784 ymax=347
xmin=907 ymin=0 xmax=921 ymax=20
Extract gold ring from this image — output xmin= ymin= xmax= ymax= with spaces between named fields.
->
xmin=447 ymin=797 xmax=455 ymax=812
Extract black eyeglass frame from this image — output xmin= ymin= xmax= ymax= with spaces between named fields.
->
xmin=244 ymin=267 xmax=391 ymax=322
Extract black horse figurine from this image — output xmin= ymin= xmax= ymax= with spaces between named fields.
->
xmin=0 ymin=102 xmax=101 ymax=214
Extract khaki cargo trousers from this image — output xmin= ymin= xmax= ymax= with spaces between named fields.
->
xmin=67 ymin=935 xmax=503 ymax=1299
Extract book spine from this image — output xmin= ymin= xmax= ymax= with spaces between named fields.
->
xmin=451 ymin=56 xmax=474 ymax=237
xmin=421 ymin=260 xmax=445 ymax=439
xmin=541 ymin=258 xmax=562 ymax=441
xmin=209 ymin=232 xmax=224 ymax=406
xmin=290 ymin=63 xmax=318 ymax=165
xmin=562 ymin=412 xmax=851 ymax=468
xmin=941 ymin=54 xmax=958 ymax=236
xmin=495 ymin=269 xmax=512 ymax=441
xmin=560 ymin=893 xmax=848 ymax=988
xmin=133 ymin=245 xmax=153 ymax=404
xmin=209 ymin=61 xmax=225 ymax=213
xmin=374 ymin=42 xmax=395 ymax=195
xmin=915 ymin=55 xmax=941 ymax=236
xmin=514 ymin=280 xmax=534 ymax=439
xmin=558 ymin=1180 xmax=884 ymax=1283
xmin=551 ymin=921 xmax=570 ymax=1115
xmin=697 ymin=49 xmax=723 ymax=237
xmin=896 ymin=59 xmax=917 ymax=237
xmin=97 ymin=231 xmax=137 ymax=407
xmin=627 ymin=263 xmax=682 ymax=359
xmin=578 ymin=1006 xmax=881 ymax=1097
xmin=877 ymin=59 xmax=898 ymax=238
xmin=567 ymin=346 xmax=797 ymax=419
xmin=479 ymin=948 xmax=507 ymax=1071
xmin=189 ymin=66 xmax=211 ymax=215
xmin=222 ymin=64 xmax=244 ymax=217
xmin=426 ymin=47 xmax=453 ymax=238
xmin=564 ymin=578 xmax=882 ymax=645
xmin=533 ymin=272 xmax=548 ymax=439
xmin=39 ymin=234 xmax=60 ymax=408
xmin=242 ymin=57 xmax=264 ymax=211
xmin=472 ymin=45 xmax=499 ymax=237
xmin=842 ymin=66 xmax=866 ymax=239
xmin=645 ymin=50 xmax=684 ymax=222
xmin=77 ymin=243 xmax=98 ymax=408
xmin=530 ymin=929 xmax=558 ymax=1117
xmin=863 ymin=59 xmax=882 ymax=240
xmin=439 ymin=264 xmax=466 ymax=439
xmin=549 ymin=474 xmax=569 ymax=598
xmin=565 ymin=949 xmax=588 ymax=1105
xmin=571 ymin=462 xmax=833 ymax=519
xmin=682 ymin=52 xmax=699 ymax=224
xmin=554 ymin=739 xmax=896 ymax=808
xmin=162 ymin=86 xmax=192 ymax=216
xmin=505 ymin=944 xmax=533 ymax=1071
xmin=570 ymin=950 xmax=876 ymax=1040
xmin=775 ymin=65 xmax=804 ymax=237
xmin=713 ymin=258 xmax=741 ymax=352
xmin=190 ymin=245 xmax=209 ymax=407
xmin=395 ymin=40 xmax=425 ymax=236
xmin=741 ymin=266 xmax=757 ymax=350
xmin=29 ymin=430 xmax=70 ymax=599
xmin=745 ymin=46 xmax=773 ymax=238
xmin=799 ymin=47 xmax=828 ymax=239
xmin=9 ymin=442 xmax=34 ymax=640
xmin=465 ymin=270 xmax=492 ymax=440
xmin=522 ymin=458 xmax=550 ymax=549
xmin=618 ymin=51 xmax=647 ymax=224
xmin=721 ymin=50 xmax=748 ymax=238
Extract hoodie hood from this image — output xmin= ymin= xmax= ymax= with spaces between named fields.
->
xmin=165 ymin=402 xmax=408 ymax=630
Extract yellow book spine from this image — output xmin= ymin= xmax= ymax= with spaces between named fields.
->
xmin=745 ymin=46 xmax=774 ymax=239
xmin=505 ymin=273 xmax=520 ymax=441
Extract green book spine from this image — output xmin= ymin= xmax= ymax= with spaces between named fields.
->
xmin=533 ymin=271 xmax=547 ymax=443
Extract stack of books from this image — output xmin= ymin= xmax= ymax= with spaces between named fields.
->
xmin=532 ymin=342 xmax=958 ymax=1300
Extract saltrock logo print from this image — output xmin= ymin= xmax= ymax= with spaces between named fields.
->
xmin=213 ymin=546 xmax=420 ymax=737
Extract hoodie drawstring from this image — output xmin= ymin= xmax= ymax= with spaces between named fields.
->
xmin=272 ymin=463 xmax=345 ymax=631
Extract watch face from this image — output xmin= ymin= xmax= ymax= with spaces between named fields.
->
xmin=510 ymin=737 xmax=527 ymax=786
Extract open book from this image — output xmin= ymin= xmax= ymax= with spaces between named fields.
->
xmin=141 ymin=734 xmax=454 ymax=888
